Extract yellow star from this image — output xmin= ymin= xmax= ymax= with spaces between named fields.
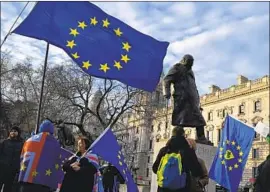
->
xmin=78 ymin=21 xmax=87 ymax=29
xmin=55 ymin=164 xmax=59 ymax=170
xmin=71 ymin=52 xmax=80 ymax=59
xmin=226 ymin=140 xmax=230 ymax=145
xmin=119 ymin=161 xmax=123 ymax=166
xmin=228 ymin=166 xmax=233 ymax=171
xmin=237 ymin=145 xmax=241 ymax=150
xmin=117 ymin=155 xmax=121 ymax=159
xmin=231 ymin=141 xmax=236 ymax=146
xmin=69 ymin=28 xmax=79 ymax=37
xmin=102 ymin=18 xmax=110 ymax=27
xmin=221 ymin=160 xmax=225 ymax=164
xmin=66 ymin=40 xmax=76 ymax=49
xmin=122 ymin=42 xmax=131 ymax=52
xmin=121 ymin=54 xmax=130 ymax=63
xmin=234 ymin=163 xmax=239 ymax=168
xmin=114 ymin=61 xmax=123 ymax=70
xmin=21 ymin=163 xmax=26 ymax=171
xmin=114 ymin=28 xmax=123 ymax=36
xmin=100 ymin=63 xmax=110 ymax=73
xmin=90 ymin=17 xmax=98 ymax=25
xmin=82 ymin=61 xmax=92 ymax=69
xmin=219 ymin=147 xmax=223 ymax=152
xmin=219 ymin=154 xmax=223 ymax=158
xmin=32 ymin=170 xmax=38 ymax=177
xmin=239 ymin=151 xmax=243 ymax=156
xmin=45 ymin=169 xmax=52 ymax=176
xmin=238 ymin=158 xmax=242 ymax=163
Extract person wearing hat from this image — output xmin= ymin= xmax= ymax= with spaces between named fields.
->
xmin=0 ymin=126 xmax=24 ymax=192
xmin=163 ymin=54 xmax=211 ymax=145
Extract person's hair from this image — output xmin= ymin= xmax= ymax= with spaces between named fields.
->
xmin=172 ymin=126 xmax=185 ymax=137
xmin=267 ymin=155 xmax=270 ymax=160
xmin=77 ymin=136 xmax=91 ymax=150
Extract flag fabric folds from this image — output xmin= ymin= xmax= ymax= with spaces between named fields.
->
xmin=19 ymin=132 xmax=63 ymax=189
xmin=209 ymin=115 xmax=255 ymax=192
xmin=84 ymin=152 xmax=104 ymax=192
xmin=57 ymin=148 xmax=74 ymax=189
xmin=12 ymin=2 xmax=169 ymax=92
xmin=90 ymin=127 xmax=138 ymax=192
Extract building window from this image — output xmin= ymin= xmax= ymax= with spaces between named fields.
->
xmin=148 ymin=156 xmax=150 ymax=163
xmin=132 ymin=156 xmax=135 ymax=162
xmin=134 ymin=140 xmax=138 ymax=150
xmin=223 ymin=109 xmax=227 ymax=118
xmin=254 ymin=101 xmax=261 ymax=112
xmin=157 ymin=123 xmax=161 ymax=132
xmin=146 ymin=168 xmax=149 ymax=177
xmin=252 ymin=167 xmax=258 ymax=178
xmin=218 ymin=129 xmax=222 ymax=142
xmin=151 ymin=125 xmax=154 ymax=132
xmin=239 ymin=104 xmax=245 ymax=114
xmin=136 ymin=127 xmax=139 ymax=134
xmin=208 ymin=112 xmax=213 ymax=121
xmin=206 ymin=131 xmax=210 ymax=140
xmin=252 ymin=148 xmax=259 ymax=159
xmin=149 ymin=140 xmax=153 ymax=150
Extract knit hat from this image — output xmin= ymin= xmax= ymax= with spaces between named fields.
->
xmin=39 ymin=120 xmax=54 ymax=134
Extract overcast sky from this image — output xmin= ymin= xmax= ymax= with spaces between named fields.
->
xmin=1 ymin=2 xmax=269 ymax=94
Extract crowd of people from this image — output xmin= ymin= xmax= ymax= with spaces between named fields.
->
xmin=0 ymin=120 xmax=269 ymax=192
xmin=0 ymin=120 xmax=123 ymax=192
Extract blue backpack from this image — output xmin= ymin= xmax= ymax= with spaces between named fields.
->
xmin=157 ymin=152 xmax=186 ymax=190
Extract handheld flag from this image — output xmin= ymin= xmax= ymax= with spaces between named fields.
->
xmin=255 ymin=121 xmax=270 ymax=141
xmin=19 ymin=132 xmax=63 ymax=189
xmin=209 ymin=115 xmax=255 ymax=191
xmin=12 ymin=2 xmax=169 ymax=92
xmin=84 ymin=152 xmax=104 ymax=192
xmin=90 ymin=127 xmax=138 ymax=192
xmin=57 ymin=148 xmax=74 ymax=189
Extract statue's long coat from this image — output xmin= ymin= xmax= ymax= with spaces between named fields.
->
xmin=163 ymin=63 xmax=206 ymax=127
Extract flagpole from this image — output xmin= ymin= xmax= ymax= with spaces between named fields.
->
xmin=35 ymin=42 xmax=50 ymax=134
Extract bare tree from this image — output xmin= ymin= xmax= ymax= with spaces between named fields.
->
xmin=46 ymin=63 xmax=145 ymax=137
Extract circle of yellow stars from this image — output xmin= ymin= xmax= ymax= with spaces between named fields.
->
xmin=66 ymin=17 xmax=132 ymax=73
xmin=219 ymin=140 xmax=243 ymax=171
xmin=20 ymin=154 xmax=68 ymax=178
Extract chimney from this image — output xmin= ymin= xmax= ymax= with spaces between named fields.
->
xmin=237 ymin=75 xmax=249 ymax=85
xmin=209 ymin=85 xmax=221 ymax=93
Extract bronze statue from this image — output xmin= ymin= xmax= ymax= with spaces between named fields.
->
xmin=163 ymin=54 xmax=210 ymax=144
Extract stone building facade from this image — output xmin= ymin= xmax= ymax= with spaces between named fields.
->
xmin=199 ymin=75 xmax=269 ymax=187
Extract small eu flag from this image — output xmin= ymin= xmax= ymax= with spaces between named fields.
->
xmin=90 ymin=127 xmax=138 ymax=192
xmin=12 ymin=2 xmax=169 ymax=92
xmin=209 ymin=115 xmax=255 ymax=192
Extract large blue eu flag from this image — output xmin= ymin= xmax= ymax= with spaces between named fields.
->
xmin=89 ymin=127 xmax=138 ymax=192
xmin=209 ymin=115 xmax=255 ymax=192
xmin=12 ymin=2 xmax=169 ymax=92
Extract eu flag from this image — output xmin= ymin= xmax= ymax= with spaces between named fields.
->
xmin=90 ymin=127 xmax=138 ymax=192
xmin=209 ymin=115 xmax=255 ymax=192
xmin=12 ymin=2 xmax=169 ymax=92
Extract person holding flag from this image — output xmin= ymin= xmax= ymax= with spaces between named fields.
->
xmin=18 ymin=119 xmax=63 ymax=192
xmin=59 ymin=136 xmax=98 ymax=192
xmin=209 ymin=115 xmax=255 ymax=192
xmin=90 ymin=127 xmax=139 ymax=192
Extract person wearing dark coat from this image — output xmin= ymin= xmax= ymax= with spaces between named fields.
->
xmin=255 ymin=155 xmax=270 ymax=192
xmin=60 ymin=136 xmax=97 ymax=192
xmin=152 ymin=126 xmax=204 ymax=192
xmin=163 ymin=54 xmax=210 ymax=144
xmin=0 ymin=126 xmax=24 ymax=192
